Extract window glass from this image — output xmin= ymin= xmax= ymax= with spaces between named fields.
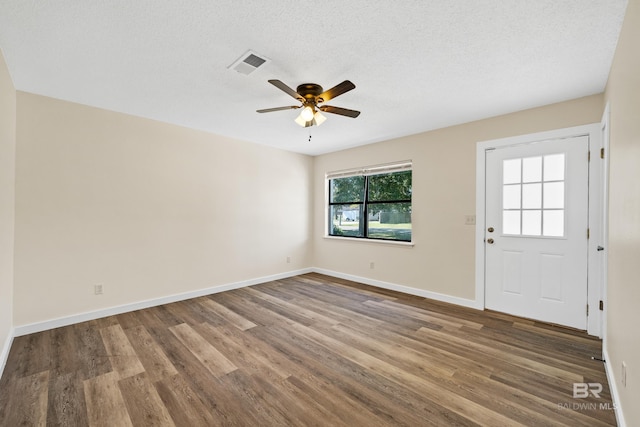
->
xmin=522 ymin=210 xmax=542 ymax=236
xmin=503 ymin=211 xmax=521 ymax=235
xmin=503 ymin=159 xmax=521 ymax=184
xmin=543 ymin=182 xmax=564 ymax=209
xmin=328 ymin=168 xmax=412 ymax=242
xmin=502 ymin=154 xmax=566 ymax=237
xmin=330 ymin=176 xmax=365 ymax=203
xmin=544 ymin=154 xmax=565 ymax=181
xmin=329 ymin=205 xmax=364 ymax=238
xmin=503 ymin=185 xmax=521 ymax=209
xmin=367 ymin=171 xmax=412 ymax=201
xmin=367 ymin=202 xmax=412 ymax=241
xmin=522 ymin=183 xmax=542 ymax=209
xmin=522 ymin=156 xmax=542 ymax=183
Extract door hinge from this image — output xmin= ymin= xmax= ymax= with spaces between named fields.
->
xmin=599 ymin=300 xmax=604 ymax=311
xmin=587 ymin=304 xmax=589 ymax=315
xmin=601 ymin=148 xmax=605 ymax=159
xmin=587 ymin=228 xmax=590 ymax=239
xmin=588 ymin=150 xmax=591 ymax=162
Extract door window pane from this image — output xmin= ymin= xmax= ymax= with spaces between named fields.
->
xmin=543 ymin=210 xmax=564 ymax=237
xmin=522 ymin=210 xmax=542 ymax=236
xmin=543 ymin=182 xmax=565 ymax=209
xmin=522 ymin=156 xmax=542 ymax=183
xmin=503 ymin=159 xmax=521 ymax=184
xmin=500 ymin=152 xmax=566 ymax=238
xmin=544 ymin=154 xmax=565 ymax=181
xmin=503 ymin=211 xmax=521 ymax=235
xmin=503 ymin=185 xmax=521 ymax=209
xmin=522 ymin=183 xmax=542 ymax=209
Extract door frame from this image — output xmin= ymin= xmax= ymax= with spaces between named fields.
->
xmin=475 ymin=123 xmax=604 ymax=336
xmin=599 ymin=104 xmax=610 ymax=341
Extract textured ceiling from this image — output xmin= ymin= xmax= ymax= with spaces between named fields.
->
xmin=0 ymin=1 xmax=628 ymax=155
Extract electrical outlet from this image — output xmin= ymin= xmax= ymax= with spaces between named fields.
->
xmin=369 ymin=262 xmax=375 ymax=269
xmin=286 ymin=256 xmax=291 ymax=264
xmin=465 ymin=215 xmax=476 ymax=225
xmin=622 ymin=361 xmax=627 ymax=387
xmin=94 ymin=284 xmax=103 ymax=295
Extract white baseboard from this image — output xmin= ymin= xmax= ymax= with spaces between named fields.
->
xmin=12 ymin=267 xmax=479 ymax=336
xmin=0 ymin=329 xmax=15 ymax=381
xmin=603 ymin=346 xmax=626 ymax=427
xmin=10 ymin=266 xmax=475 ymax=380
xmin=13 ymin=267 xmax=482 ymax=337
xmin=13 ymin=268 xmax=313 ymax=337
xmin=312 ymin=268 xmax=481 ymax=309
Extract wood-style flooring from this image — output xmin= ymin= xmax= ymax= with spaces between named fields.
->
xmin=0 ymin=273 xmax=616 ymax=426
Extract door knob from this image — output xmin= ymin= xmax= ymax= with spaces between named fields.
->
xmin=487 ymin=238 xmax=494 ymax=244
xmin=487 ymin=227 xmax=494 ymax=233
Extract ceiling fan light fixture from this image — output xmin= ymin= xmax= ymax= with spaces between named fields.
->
xmin=295 ymin=109 xmax=326 ymax=128
xmin=300 ymin=105 xmax=315 ymax=121
xmin=294 ymin=114 xmax=309 ymax=127
xmin=313 ymin=111 xmax=326 ymax=126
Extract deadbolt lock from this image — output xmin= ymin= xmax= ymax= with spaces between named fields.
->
xmin=487 ymin=227 xmax=494 ymax=233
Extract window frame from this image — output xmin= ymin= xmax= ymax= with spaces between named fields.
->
xmin=326 ymin=161 xmax=413 ymax=243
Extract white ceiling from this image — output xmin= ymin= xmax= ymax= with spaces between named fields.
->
xmin=0 ymin=1 xmax=628 ymax=156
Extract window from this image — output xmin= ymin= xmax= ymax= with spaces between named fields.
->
xmin=327 ymin=162 xmax=412 ymax=242
xmin=502 ymin=154 xmax=565 ymax=237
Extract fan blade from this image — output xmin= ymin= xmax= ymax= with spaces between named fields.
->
xmin=268 ymin=80 xmax=304 ymax=101
xmin=257 ymin=106 xmax=300 ymax=113
xmin=318 ymin=80 xmax=355 ymax=102
xmin=319 ymin=105 xmax=361 ymax=118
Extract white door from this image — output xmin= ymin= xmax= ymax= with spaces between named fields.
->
xmin=485 ymin=135 xmax=589 ymax=329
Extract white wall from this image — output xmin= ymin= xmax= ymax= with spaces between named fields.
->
xmin=13 ymin=92 xmax=313 ymax=326
xmin=604 ymin=0 xmax=640 ymax=424
xmin=0 ymin=49 xmax=16 ymax=367
xmin=313 ymin=95 xmax=604 ymax=301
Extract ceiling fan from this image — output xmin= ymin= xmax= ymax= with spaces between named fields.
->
xmin=257 ymin=79 xmax=360 ymax=127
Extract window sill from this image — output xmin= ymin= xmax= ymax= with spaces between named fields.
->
xmin=322 ymin=235 xmax=415 ymax=247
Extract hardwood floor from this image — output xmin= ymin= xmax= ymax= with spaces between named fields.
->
xmin=0 ymin=273 xmax=616 ymax=426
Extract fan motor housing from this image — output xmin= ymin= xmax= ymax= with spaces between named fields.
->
xmin=297 ymin=83 xmax=323 ymax=101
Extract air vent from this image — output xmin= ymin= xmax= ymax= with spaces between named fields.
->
xmin=228 ymin=50 xmax=270 ymax=75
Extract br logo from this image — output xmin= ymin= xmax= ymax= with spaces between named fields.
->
xmin=573 ymin=383 xmax=603 ymax=398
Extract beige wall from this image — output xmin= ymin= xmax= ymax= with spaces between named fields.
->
xmin=13 ymin=93 xmax=313 ymax=326
xmin=0 ymin=49 xmax=16 ymax=355
xmin=604 ymin=0 xmax=640 ymax=424
xmin=5 ymin=8 xmax=637 ymax=419
xmin=313 ymin=94 xmax=604 ymax=300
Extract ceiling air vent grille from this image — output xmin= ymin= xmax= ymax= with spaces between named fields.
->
xmin=228 ymin=50 xmax=270 ymax=75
